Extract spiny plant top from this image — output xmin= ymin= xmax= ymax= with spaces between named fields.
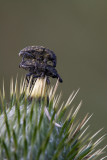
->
xmin=0 ymin=78 xmax=106 ymax=160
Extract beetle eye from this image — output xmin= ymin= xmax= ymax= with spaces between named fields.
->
xmin=47 ymin=61 xmax=53 ymax=66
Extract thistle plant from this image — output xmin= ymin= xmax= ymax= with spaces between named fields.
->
xmin=0 ymin=46 xmax=106 ymax=160
xmin=0 ymin=77 xmax=106 ymax=160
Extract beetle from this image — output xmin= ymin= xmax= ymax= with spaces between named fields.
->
xmin=19 ymin=46 xmax=56 ymax=67
xmin=19 ymin=46 xmax=62 ymax=85
xmin=19 ymin=59 xmax=63 ymax=84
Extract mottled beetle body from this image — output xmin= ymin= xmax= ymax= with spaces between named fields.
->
xmin=19 ymin=46 xmax=56 ymax=67
xmin=19 ymin=60 xmax=62 ymax=83
xmin=19 ymin=46 xmax=62 ymax=84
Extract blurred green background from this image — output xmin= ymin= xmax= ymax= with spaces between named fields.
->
xmin=0 ymin=1 xmax=107 ymax=147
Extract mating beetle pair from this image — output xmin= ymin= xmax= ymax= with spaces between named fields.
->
xmin=19 ymin=46 xmax=63 ymax=84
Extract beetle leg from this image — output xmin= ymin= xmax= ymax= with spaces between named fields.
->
xmin=57 ymin=74 xmax=63 ymax=83
xmin=52 ymin=72 xmax=63 ymax=83
xmin=46 ymin=77 xmax=50 ymax=84
xmin=46 ymin=66 xmax=62 ymax=83
xmin=40 ymin=72 xmax=45 ymax=77
xmin=32 ymin=74 xmax=40 ymax=81
xmin=26 ymin=72 xmax=34 ymax=83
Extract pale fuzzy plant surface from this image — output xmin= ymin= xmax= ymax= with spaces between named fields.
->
xmin=0 ymin=77 xmax=106 ymax=160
